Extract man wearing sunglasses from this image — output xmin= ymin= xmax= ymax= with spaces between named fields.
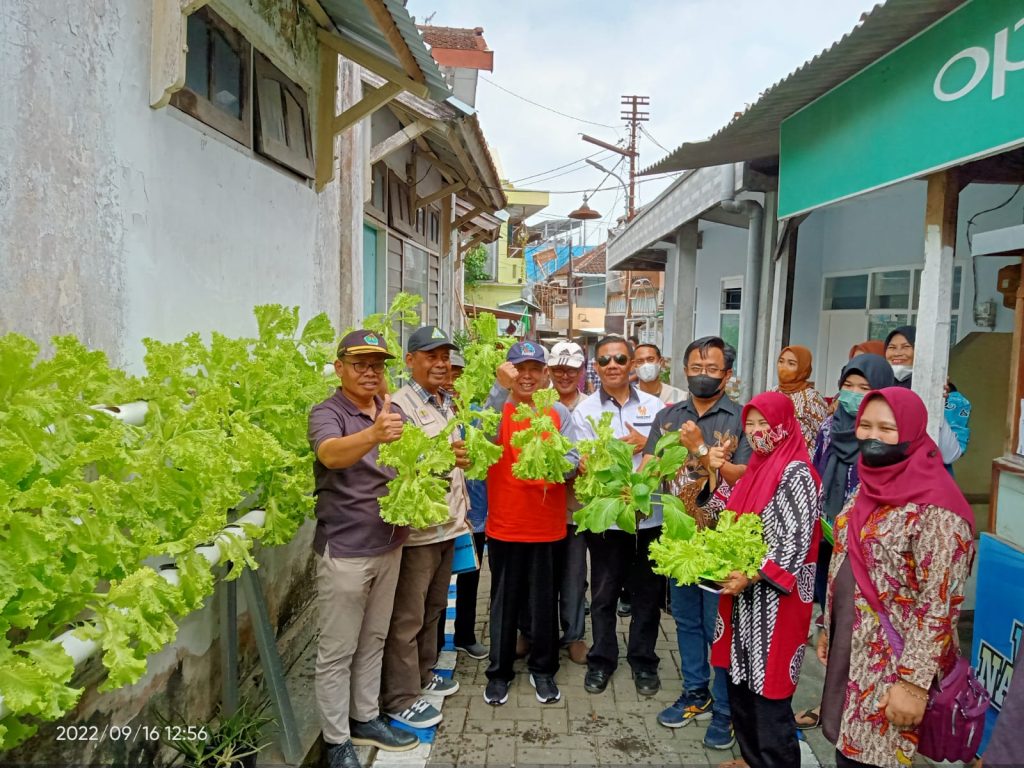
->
xmin=644 ymin=335 xmax=750 ymax=752
xmin=308 ymin=330 xmax=419 ymax=768
xmin=381 ymin=327 xmax=472 ymax=731
xmin=571 ymin=336 xmax=667 ymax=698
xmin=480 ymin=341 xmax=579 ymax=708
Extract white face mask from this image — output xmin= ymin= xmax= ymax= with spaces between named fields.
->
xmin=891 ymin=364 xmax=913 ymax=382
xmin=637 ymin=362 xmax=661 ymax=383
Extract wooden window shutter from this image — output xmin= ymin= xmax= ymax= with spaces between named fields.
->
xmin=253 ymin=50 xmax=314 ymax=178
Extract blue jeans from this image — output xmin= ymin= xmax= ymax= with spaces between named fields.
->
xmin=670 ymin=582 xmax=730 ymax=719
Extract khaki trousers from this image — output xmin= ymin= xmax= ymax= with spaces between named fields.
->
xmin=314 ymin=547 xmax=401 ymax=746
xmin=380 ymin=539 xmax=455 ymax=712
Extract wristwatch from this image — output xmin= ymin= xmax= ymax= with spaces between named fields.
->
xmin=695 ymin=443 xmax=709 ymax=458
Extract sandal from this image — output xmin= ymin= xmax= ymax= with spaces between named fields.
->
xmin=795 ymin=706 xmax=821 ymax=730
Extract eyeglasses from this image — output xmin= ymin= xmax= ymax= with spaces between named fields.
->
xmin=597 ymin=354 xmax=630 ymax=367
xmin=686 ymin=364 xmax=723 ymax=376
xmin=343 ymin=359 xmax=387 ymax=374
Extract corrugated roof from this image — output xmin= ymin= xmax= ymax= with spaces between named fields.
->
xmin=319 ymin=0 xmax=453 ymax=101
xmin=643 ymin=0 xmax=965 ymax=175
xmin=418 ymin=25 xmax=490 ymax=52
xmin=551 ymin=242 xmax=607 ymax=277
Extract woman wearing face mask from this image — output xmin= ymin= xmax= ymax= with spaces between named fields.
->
xmin=769 ymin=346 xmax=828 ymax=456
xmin=706 ymin=392 xmax=820 ymax=768
xmin=793 ymin=353 xmax=894 ymax=731
xmin=819 ymin=388 xmax=975 ymax=768
xmin=883 ymin=326 xmax=966 ymax=466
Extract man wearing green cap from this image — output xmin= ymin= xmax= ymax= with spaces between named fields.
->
xmin=380 ymin=326 xmax=471 ymax=729
xmin=308 ymin=330 xmax=418 ymax=768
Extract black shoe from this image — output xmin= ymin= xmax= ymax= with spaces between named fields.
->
xmin=584 ymin=668 xmax=611 ymax=694
xmin=483 ymin=678 xmax=510 ymax=706
xmin=530 ymin=673 xmax=561 ymax=704
xmin=349 ymin=715 xmax=418 ymax=752
xmin=634 ymin=669 xmax=661 ymax=697
xmin=616 ymin=599 xmax=632 ymax=617
xmin=326 ymin=740 xmax=362 ymax=768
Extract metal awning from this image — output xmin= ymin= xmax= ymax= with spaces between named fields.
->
xmin=642 ymin=0 xmax=965 ymax=175
xmin=316 ymin=0 xmax=452 ymax=101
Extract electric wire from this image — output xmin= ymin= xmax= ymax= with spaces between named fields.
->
xmin=965 ymin=184 xmax=1023 ymax=310
xmin=479 ymin=75 xmax=621 ymax=131
xmin=509 ymin=150 xmax=616 ymax=184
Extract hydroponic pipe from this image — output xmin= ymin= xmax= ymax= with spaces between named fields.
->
xmin=0 ymin=509 xmax=266 ymax=720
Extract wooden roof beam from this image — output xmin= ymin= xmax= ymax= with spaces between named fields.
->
xmin=361 ymin=0 xmax=425 ymax=84
xmin=318 ymin=29 xmax=429 ymax=99
xmin=370 ymin=119 xmax=431 ymax=164
xmin=298 ymin=0 xmax=332 ymax=29
xmin=453 ymin=206 xmax=486 ymax=231
xmin=416 ymin=181 xmax=465 ymax=210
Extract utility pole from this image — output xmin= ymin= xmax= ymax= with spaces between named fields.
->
xmin=620 ymin=95 xmax=649 ymax=221
xmin=566 ymin=229 xmax=574 ymax=339
xmin=620 ymin=95 xmax=648 ymax=326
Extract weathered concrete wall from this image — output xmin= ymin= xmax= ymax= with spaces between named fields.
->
xmin=0 ymin=0 xmax=342 ymax=370
xmin=1 ymin=0 xmax=338 ymax=763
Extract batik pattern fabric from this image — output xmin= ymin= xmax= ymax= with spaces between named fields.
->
xmin=772 ymin=385 xmax=829 ymax=456
xmin=824 ymin=496 xmax=974 ymax=768
xmin=710 ymin=461 xmax=820 ymax=699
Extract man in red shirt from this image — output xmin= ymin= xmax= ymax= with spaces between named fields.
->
xmin=481 ymin=341 xmax=578 ymax=707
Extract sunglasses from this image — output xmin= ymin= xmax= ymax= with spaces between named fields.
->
xmin=596 ymin=353 xmax=630 ymax=367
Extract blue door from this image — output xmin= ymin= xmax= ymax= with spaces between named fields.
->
xmin=363 ymin=224 xmax=378 ymax=315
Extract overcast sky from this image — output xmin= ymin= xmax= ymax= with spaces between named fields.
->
xmin=406 ymin=0 xmax=878 ymax=242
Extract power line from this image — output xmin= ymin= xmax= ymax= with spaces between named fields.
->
xmin=639 ymin=125 xmax=670 ymax=153
xmin=510 ymin=150 xmax=615 ymax=185
xmin=480 ymin=76 xmax=620 ymax=130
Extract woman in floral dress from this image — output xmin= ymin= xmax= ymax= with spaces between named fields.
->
xmin=710 ymin=392 xmax=821 ymax=768
xmin=819 ymin=388 xmax=975 ymax=768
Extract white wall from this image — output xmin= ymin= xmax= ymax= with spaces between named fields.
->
xmin=788 ymin=179 xmax=1022 ymax=388
xmin=693 ymin=221 xmax=747 ymax=339
xmin=0 ymin=0 xmax=342 ymax=372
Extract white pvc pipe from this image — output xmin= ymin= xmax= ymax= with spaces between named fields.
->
xmin=91 ymin=401 xmax=149 ymax=426
xmin=0 ymin=509 xmax=266 ymax=719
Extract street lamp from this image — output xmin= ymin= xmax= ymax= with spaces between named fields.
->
xmin=566 ymin=196 xmax=602 ymax=339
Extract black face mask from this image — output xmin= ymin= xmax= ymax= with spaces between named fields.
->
xmin=858 ymin=438 xmax=911 ymax=467
xmin=687 ymin=374 xmax=725 ymax=399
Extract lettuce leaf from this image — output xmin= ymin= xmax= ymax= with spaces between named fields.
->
xmin=649 ymin=510 xmax=766 ymax=585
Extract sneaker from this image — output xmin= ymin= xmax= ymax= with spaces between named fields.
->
xmin=388 ymin=698 xmax=443 ymax=729
xmin=455 ymin=641 xmax=489 ymax=660
xmin=529 ymin=673 xmax=561 ymax=704
xmin=483 ymin=678 xmax=510 ymax=706
xmin=326 ymin=740 xmax=362 ymax=768
xmin=703 ymin=715 xmax=736 ymax=750
xmin=349 ymin=715 xmax=418 ymax=752
xmin=422 ymin=673 xmax=460 ymax=697
xmin=657 ymin=690 xmax=713 ymax=728
xmin=616 ymin=598 xmax=632 ymax=617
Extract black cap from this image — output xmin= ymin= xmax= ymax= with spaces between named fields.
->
xmin=407 ymin=326 xmax=458 ymax=353
xmin=337 ymin=329 xmax=395 ymax=359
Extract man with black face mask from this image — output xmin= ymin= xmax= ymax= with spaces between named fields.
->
xmin=643 ymin=336 xmax=751 ymax=751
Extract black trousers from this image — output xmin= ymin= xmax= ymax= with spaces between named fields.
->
xmin=585 ymin=526 xmax=664 ymax=675
xmin=485 ymin=538 xmax=561 ymax=681
xmin=835 ymin=751 xmax=881 ymax=768
xmin=452 ymin=532 xmax=487 ymax=646
xmin=728 ymin=679 xmax=798 ymax=768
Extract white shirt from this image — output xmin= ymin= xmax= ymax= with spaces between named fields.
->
xmin=572 ymin=385 xmax=666 ymax=530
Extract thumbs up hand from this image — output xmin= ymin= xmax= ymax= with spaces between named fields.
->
xmin=372 ymin=394 xmax=404 ymax=444
xmin=619 ymin=422 xmax=648 ymax=454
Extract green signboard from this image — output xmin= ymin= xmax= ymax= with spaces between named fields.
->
xmin=779 ymin=0 xmax=1024 ymax=219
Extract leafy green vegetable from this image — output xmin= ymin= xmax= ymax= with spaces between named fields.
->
xmin=377 ymin=424 xmax=455 ymax=528
xmin=649 ymin=510 xmax=767 ymax=585
xmin=573 ymin=428 xmax=689 ymax=534
xmin=345 ymin=292 xmax=422 ymax=388
xmin=510 ymin=389 xmax=573 ymax=483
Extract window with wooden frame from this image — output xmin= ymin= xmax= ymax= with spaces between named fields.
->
xmin=171 ymin=7 xmax=313 ymax=179
xmin=366 ymin=163 xmax=388 ymax=221
xmin=388 ymin=171 xmax=416 ymax=237
xmin=172 ymin=7 xmax=251 ymax=145
xmin=253 ymin=51 xmax=313 ymax=178
xmin=414 ymin=206 xmax=429 ymax=246
xmin=428 ymin=209 xmax=441 ymax=249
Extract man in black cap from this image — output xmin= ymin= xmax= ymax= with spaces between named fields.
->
xmin=308 ymin=330 xmax=418 ymax=768
xmin=381 ymin=326 xmax=471 ymax=729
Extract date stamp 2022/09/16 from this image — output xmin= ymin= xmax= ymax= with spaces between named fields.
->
xmin=55 ymin=723 xmax=210 ymax=743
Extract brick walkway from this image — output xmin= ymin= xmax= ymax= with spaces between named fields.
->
xmin=371 ymin=558 xmax=834 ymax=768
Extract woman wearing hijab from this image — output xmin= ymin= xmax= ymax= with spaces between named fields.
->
xmin=848 ymin=341 xmax=886 ymax=359
xmin=794 ymin=353 xmax=893 ymax=731
xmin=884 ymin=326 xmax=966 ymax=466
xmin=819 ymin=388 xmax=975 ymax=768
xmin=705 ymin=392 xmax=820 ymax=768
xmin=770 ymin=345 xmax=828 ymax=455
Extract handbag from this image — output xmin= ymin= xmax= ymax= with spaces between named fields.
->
xmin=878 ymin=611 xmax=990 ymax=763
